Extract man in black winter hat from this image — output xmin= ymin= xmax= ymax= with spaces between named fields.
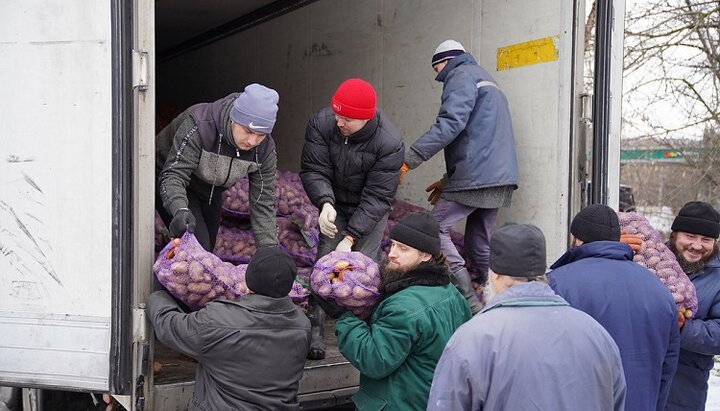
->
xmin=315 ymin=212 xmax=471 ymax=410
xmin=428 ymin=224 xmax=627 ymax=410
xmin=665 ymin=201 xmax=720 ymax=411
xmin=147 ymin=246 xmax=311 ymax=410
xmin=547 ymin=204 xmax=679 ymax=411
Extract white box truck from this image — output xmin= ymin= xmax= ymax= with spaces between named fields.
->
xmin=0 ymin=0 xmax=624 ymax=409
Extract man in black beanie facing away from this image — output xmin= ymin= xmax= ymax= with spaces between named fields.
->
xmin=665 ymin=201 xmax=720 ymax=411
xmin=547 ymin=204 xmax=679 ymax=411
xmin=147 ymin=246 xmax=311 ymax=411
xmin=315 ymin=211 xmax=471 ymax=410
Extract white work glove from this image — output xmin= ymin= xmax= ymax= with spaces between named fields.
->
xmin=319 ymin=203 xmax=338 ymax=238
xmin=335 ymin=236 xmax=354 ymax=252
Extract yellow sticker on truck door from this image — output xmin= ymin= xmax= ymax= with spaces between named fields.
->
xmin=497 ymin=36 xmax=559 ymax=71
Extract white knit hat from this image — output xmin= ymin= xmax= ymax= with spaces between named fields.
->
xmin=431 ymin=40 xmax=466 ymax=66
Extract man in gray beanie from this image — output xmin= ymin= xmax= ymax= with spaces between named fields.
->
xmin=665 ymin=201 xmax=720 ymax=411
xmin=316 ymin=211 xmax=471 ymax=410
xmin=400 ymin=39 xmax=519 ymax=315
xmin=547 ymin=204 xmax=679 ymax=411
xmin=156 ymin=83 xmax=280 ymax=251
xmin=428 ymin=223 xmax=626 ymax=410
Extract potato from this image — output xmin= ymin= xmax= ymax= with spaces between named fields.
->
xmin=335 ymin=284 xmax=352 ymax=299
xmin=188 ymin=282 xmax=211 ymax=294
xmin=170 ymin=261 xmax=189 ymax=274
xmin=352 ymin=286 xmax=373 ymax=299
xmin=189 ymin=261 xmax=205 ymax=281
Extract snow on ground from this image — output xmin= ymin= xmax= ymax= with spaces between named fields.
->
xmin=707 ymin=357 xmax=720 ymax=411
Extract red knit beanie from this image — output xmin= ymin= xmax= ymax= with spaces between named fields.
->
xmin=330 ymin=78 xmax=376 ymax=120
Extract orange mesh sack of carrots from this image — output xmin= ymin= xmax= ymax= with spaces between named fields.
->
xmin=153 ymin=232 xmax=248 ymax=311
xmin=310 ymin=251 xmax=381 ymax=319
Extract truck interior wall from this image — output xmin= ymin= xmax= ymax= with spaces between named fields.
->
xmin=157 ymin=0 xmax=577 ymax=261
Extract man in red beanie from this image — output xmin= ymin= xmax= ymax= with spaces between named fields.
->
xmin=300 ymin=78 xmax=404 ymax=359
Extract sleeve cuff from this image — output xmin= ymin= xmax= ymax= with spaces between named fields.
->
xmin=405 ymin=149 xmax=425 ymax=169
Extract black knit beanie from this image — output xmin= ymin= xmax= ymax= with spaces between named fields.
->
xmin=570 ymin=204 xmax=621 ymax=243
xmin=490 ymin=224 xmax=547 ymax=277
xmin=245 ymin=246 xmax=297 ymax=298
xmin=389 ymin=211 xmax=441 ymax=256
xmin=671 ymin=201 xmax=720 ymax=239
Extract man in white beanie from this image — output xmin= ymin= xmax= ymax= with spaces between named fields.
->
xmin=401 ymin=40 xmax=519 ymax=314
xmin=156 ymin=84 xmax=280 ymax=251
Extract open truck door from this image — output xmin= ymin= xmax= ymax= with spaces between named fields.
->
xmin=0 ymin=0 xmax=155 ymax=409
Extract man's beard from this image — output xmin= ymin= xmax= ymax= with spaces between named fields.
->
xmin=482 ymin=276 xmax=498 ymax=304
xmin=380 ymin=258 xmax=412 ymax=290
xmin=669 ymin=236 xmax=719 ymax=274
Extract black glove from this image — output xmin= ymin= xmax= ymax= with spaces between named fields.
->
xmin=169 ymin=208 xmax=196 ymax=238
xmin=314 ymin=294 xmax=348 ymax=320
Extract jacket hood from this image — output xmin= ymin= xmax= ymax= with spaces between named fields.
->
xmin=550 ymin=241 xmax=633 ymax=270
xmin=435 ymin=52 xmax=477 ymax=82
xmin=482 ymin=281 xmax=568 ymax=313
xmin=382 ymin=262 xmax=450 ymax=298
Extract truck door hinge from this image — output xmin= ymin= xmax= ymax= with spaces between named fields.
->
xmin=580 ymin=93 xmax=593 ymax=124
xmin=132 ymin=50 xmax=149 ymax=90
xmin=133 ymin=306 xmax=148 ymax=343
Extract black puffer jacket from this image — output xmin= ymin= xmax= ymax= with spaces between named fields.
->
xmin=300 ymin=107 xmax=404 ymax=239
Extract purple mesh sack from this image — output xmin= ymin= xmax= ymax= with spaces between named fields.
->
xmin=310 ymin=251 xmax=381 ymax=319
xmin=289 ymin=280 xmax=309 ymax=305
xmin=221 ymin=178 xmax=250 ymax=218
xmin=277 ymin=171 xmax=312 ymax=217
xmin=213 ymin=225 xmax=256 ymax=264
xmin=618 ymin=211 xmax=698 ymax=318
xmin=153 ymin=233 xmax=248 ymax=311
xmin=278 ymin=217 xmax=317 ymax=267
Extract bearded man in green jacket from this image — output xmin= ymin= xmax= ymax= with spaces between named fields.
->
xmin=317 ymin=211 xmax=471 ymax=410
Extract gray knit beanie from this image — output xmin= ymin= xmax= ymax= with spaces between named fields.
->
xmin=230 ymin=83 xmax=279 ymax=134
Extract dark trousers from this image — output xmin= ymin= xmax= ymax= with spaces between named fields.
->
xmin=155 ymin=187 xmax=222 ymax=252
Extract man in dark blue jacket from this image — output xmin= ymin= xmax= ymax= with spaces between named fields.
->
xmin=665 ymin=201 xmax=720 ymax=411
xmin=548 ymin=204 xmax=680 ymax=411
xmin=402 ymin=40 xmax=518 ymax=314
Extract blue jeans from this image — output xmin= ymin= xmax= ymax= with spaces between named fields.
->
xmin=432 ymin=199 xmax=498 ymax=282
xmin=316 ymin=211 xmax=388 ymax=263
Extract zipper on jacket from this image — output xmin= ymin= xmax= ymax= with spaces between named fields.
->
xmin=344 ymin=137 xmax=348 ymax=145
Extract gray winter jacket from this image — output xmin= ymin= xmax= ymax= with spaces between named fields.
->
xmin=427 ymin=282 xmax=626 ymax=411
xmin=300 ymin=107 xmax=404 ymax=239
xmin=156 ymin=93 xmax=278 ymax=245
xmin=147 ymin=291 xmax=311 ymax=411
xmin=407 ymin=53 xmax=518 ymax=192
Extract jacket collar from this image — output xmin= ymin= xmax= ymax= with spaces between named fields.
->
xmin=381 ymin=263 xmax=450 ymax=298
xmin=482 ymin=282 xmax=568 ymax=313
xmin=550 ymin=241 xmax=633 ymax=270
xmin=223 ymin=293 xmax=298 ymax=313
xmin=435 ymin=52 xmax=476 ymax=82
xmin=339 ymin=112 xmax=380 ymax=144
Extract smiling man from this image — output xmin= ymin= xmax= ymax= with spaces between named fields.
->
xmin=300 ymin=78 xmax=404 ymax=359
xmin=666 ymin=201 xmax=720 ymax=411
xmin=155 ymin=83 xmax=279 ymax=251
